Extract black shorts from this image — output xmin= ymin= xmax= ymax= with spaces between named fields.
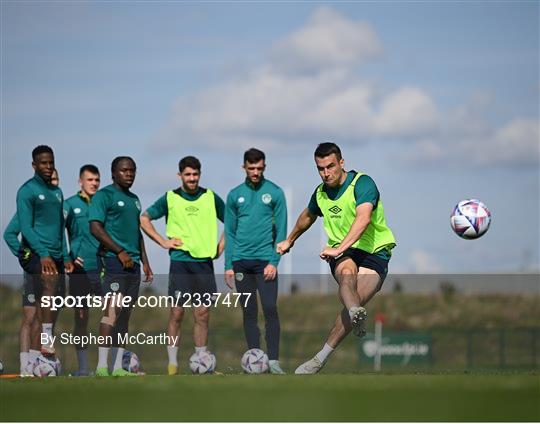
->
xmin=19 ymin=249 xmax=66 ymax=307
xmin=168 ymin=260 xmax=217 ymax=299
xmin=101 ymin=256 xmax=140 ymax=304
xmin=69 ymin=265 xmax=104 ymax=308
xmin=329 ymin=248 xmax=390 ymax=285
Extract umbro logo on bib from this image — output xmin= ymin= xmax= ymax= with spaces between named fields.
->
xmin=186 ymin=206 xmax=199 ymax=213
xmin=329 ymin=206 xmax=342 ymax=214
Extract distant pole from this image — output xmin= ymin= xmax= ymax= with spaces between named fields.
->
xmin=374 ymin=313 xmax=385 ymax=372
xmin=320 ymin=222 xmax=327 ymax=294
xmin=284 ymin=186 xmax=293 ymax=294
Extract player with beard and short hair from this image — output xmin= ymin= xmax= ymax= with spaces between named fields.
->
xmin=140 ymin=155 xmax=225 ymax=375
xmin=224 ymin=148 xmax=287 ymax=374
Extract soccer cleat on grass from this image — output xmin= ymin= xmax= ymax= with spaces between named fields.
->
xmin=111 ymin=368 xmax=138 ymax=377
xmin=295 ymin=357 xmax=325 ymax=374
xmin=269 ymin=360 xmax=286 ymax=374
xmin=167 ymin=364 xmax=178 ymax=376
xmin=95 ymin=367 xmax=109 ymax=377
xmin=351 ymin=306 xmax=368 ymax=337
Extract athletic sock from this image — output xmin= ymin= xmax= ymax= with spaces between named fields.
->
xmin=167 ymin=345 xmax=179 ymax=366
xmin=348 ymin=306 xmax=362 ymax=321
xmin=315 ymin=343 xmax=334 ymax=363
xmin=110 ymin=346 xmax=119 ymax=366
xmin=113 ymin=347 xmax=125 ymax=371
xmin=195 ymin=346 xmax=207 ymax=353
xmin=28 ymin=349 xmax=40 ymax=364
xmin=20 ymin=352 xmax=29 ymax=373
xmin=97 ymin=347 xmax=110 ymax=369
xmin=42 ymin=323 xmax=53 ymax=345
xmin=76 ymin=348 xmax=89 ymax=373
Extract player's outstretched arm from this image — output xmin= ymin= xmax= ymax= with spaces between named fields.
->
xmin=140 ymin=212 xmax=182 ymax=249
xmin=276 ymin=208 xmax=317 ymax=255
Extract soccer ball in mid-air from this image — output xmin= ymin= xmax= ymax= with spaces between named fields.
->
xmin=33 ymin=355 xmax=60 ymax=377
xmin=241 ymin=348 xmax=269 ymax=374
xmin=0 ymin=359 xmax=4 ymax=374
xmin=450 ymin=199 xmax=491 ymax=239
xmin=122 ymin=350 xmax=142 ymax=374
xmin=189 ymin=351 xmax=216 ymax=374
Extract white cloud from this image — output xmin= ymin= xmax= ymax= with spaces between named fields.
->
xmin=270 ymin=7 xmax=383 ymax=73
xmin=155 ymin=6 xmax=536 ymax=169
xmin=159 ymin=67 xmax=439 ymax=149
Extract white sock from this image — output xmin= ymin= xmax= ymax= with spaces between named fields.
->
xmin=97 ymin=347 xmax=110 ymax=369
xmin=269 ymin=360 xmax=280 ymax=365
xmin=195 ymin=346 xmax=207 ymax=353
xmin=348 ymin=306 xmax=361 ymax=321
xmin=20 ymin=352 xmax=29 ymax=372
xmin=113 ymin=347 xmax=125 ymax=371
xmin=28 ymin=349 xmax=40 ymax=364
xmin=315 ymin=343 xmax=334 ymax=363
xmin=167 ymin=345 xmax=179 ymax=366
xmin=42 ymin=323 xmax=53 ymax=345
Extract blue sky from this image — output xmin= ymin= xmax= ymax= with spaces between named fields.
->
xmin=1 ymin=1 xmax=538 ymax=275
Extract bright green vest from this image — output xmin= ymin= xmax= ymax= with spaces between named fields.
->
xmin=165 ymin=190 xmax=218 ymax=259
xmin=316 ymin=173 xmax=396 ymax=254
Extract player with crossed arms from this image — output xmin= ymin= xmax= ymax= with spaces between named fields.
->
xmin=277 ymin=142 xmax=396 ymax=374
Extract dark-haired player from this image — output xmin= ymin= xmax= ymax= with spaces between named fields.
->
xmin=64 ymin=164 xmax=101 ymax=376
xmin=15 ymin=146 xmax=73 ymax=365
xmin=277 ymin=142 xmax=396 ymax=374
xmin=4 ymin=168 xmax=62 ymax=375
xmin=89 ymin=156 xmax=152 ymax=377
xmin=224 ymin=148 xmax=287 ymax=374
xmin=140 ymin=156 xmax=225 ymax=375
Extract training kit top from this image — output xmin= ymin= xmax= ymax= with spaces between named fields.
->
xmin=16 ymin=173 xmax=68 ymax=261
xmin=64 ymin=192 xmax=100 ymax=271
xmin=145 ymin=187 xmax=225 ymax=262
xmin=89 ymin=184 xmax=142 ymax=263
xmin=224 ymin=177 xmax=287 ymax=270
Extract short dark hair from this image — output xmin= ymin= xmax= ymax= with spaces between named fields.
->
xmin=32 ymin=145 xmax=54 ymax=161
xmin=79 ymin=164 xmax=100 ymax=177
xmin=244 ymin=148 xmax=265 ymax=164
xmin=314 ymin=142 xmax=342 ymax=161
xmin=178 ymin=156 xmax=201 ymax=173
xmin=111 ymin=156 xmax=136 ymax=173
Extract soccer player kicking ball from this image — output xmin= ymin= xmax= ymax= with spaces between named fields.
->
xmin=140 ymin=156 xmax=225 ymax=375
xmin=89 ymin=157 xmax=153 ymax=377
xmin=64 ymin=164 xmax=102 ymax=376
xmin=276 ymin=142 xmax=396 ymax=374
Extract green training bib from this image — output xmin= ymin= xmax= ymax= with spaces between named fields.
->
xmin=166 ymin=190 xmax=218 ymax=259
xmin=316 ymin=173 xmax=396 ymax=254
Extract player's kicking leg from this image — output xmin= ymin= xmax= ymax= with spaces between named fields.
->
xmin=295 ymin=267 xmax=381 ymax=374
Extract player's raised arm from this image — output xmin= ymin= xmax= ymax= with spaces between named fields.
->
xmin=140 ymin=211 xmax=182 ymax=250
xmin=276 ymin=208 xmax=317 ymax=255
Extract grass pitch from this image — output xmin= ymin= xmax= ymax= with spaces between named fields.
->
xmin=1 ymin=372 xmax=538 ymax=421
